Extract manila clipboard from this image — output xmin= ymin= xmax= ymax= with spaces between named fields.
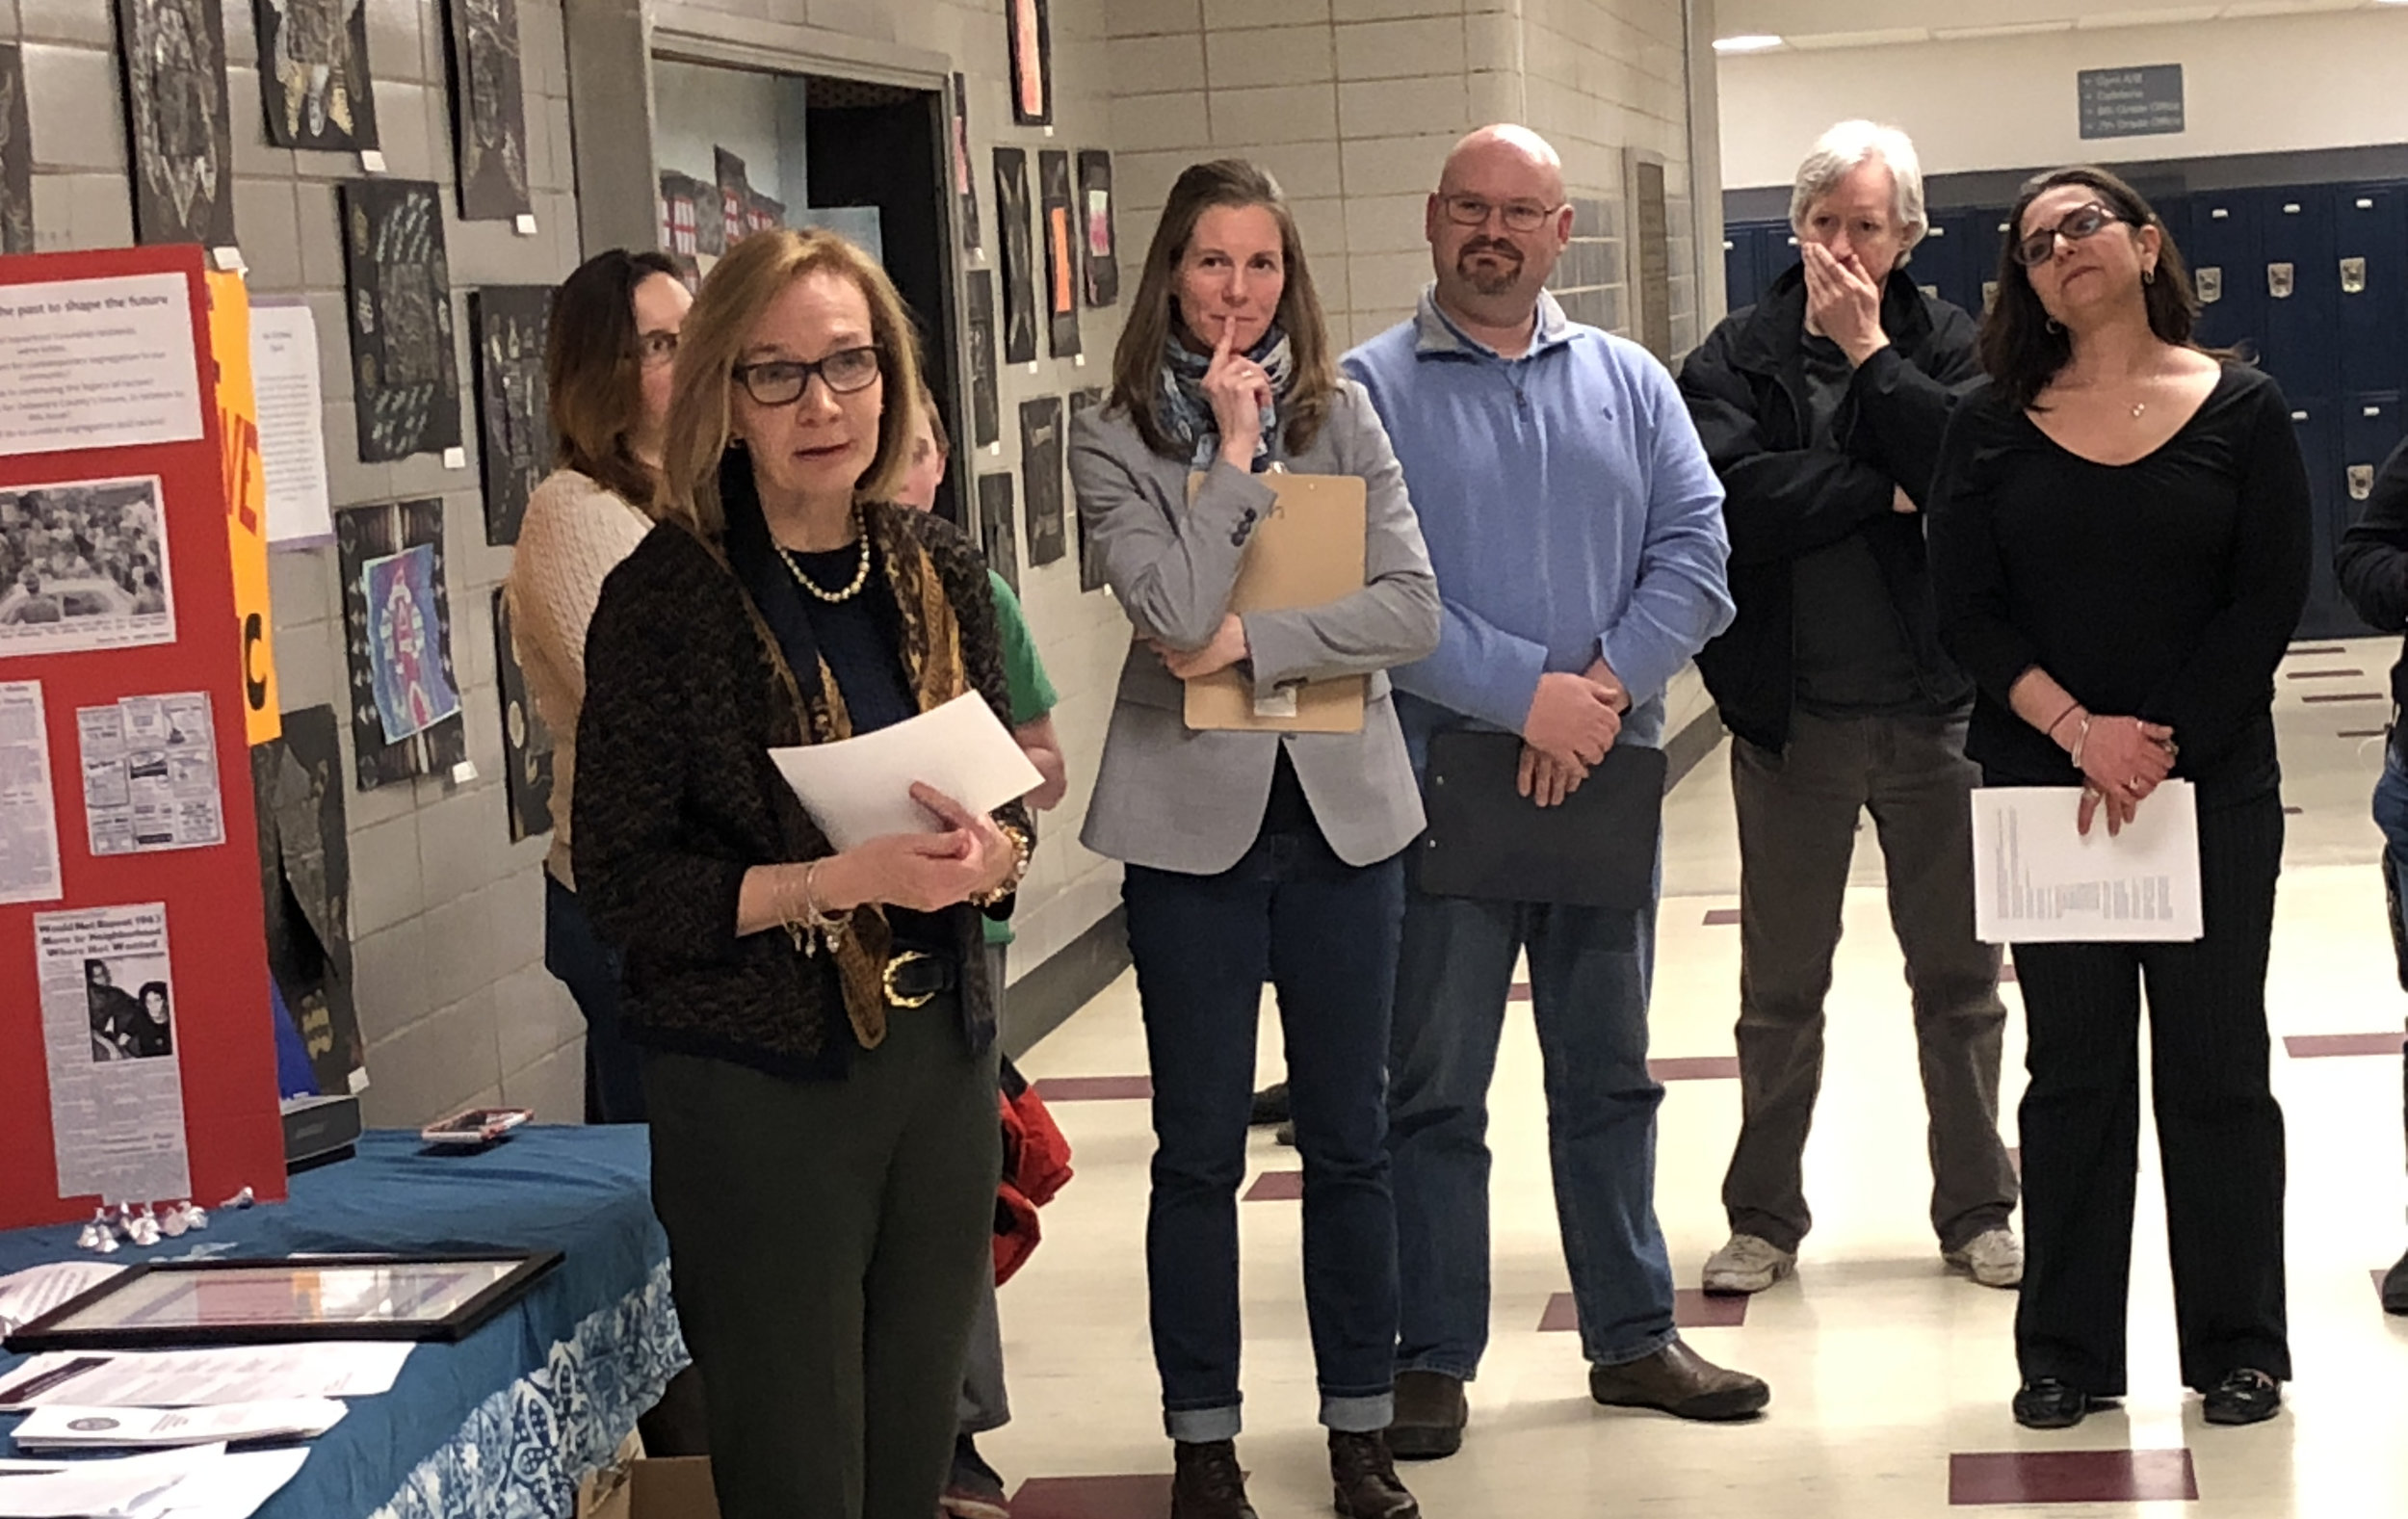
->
xmin=1183 ymin=471 xmax=1369 ymax=734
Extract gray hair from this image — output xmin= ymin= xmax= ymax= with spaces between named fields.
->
xmin=1790 ymin=120 xmax=1927 ymax=257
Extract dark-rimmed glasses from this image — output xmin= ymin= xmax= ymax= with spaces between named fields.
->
xmin=1439 ymin=195 xmax=1562 ymax=234
xmin=733 ymin=346 xmax=880 ymax=406
xmin=2013 ymin=201 xmax=2128 ymax=268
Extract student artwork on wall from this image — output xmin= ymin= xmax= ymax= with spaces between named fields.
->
xmin=1008 ymin=0 xmax=1052 ymax=126
xmin=469 ymin=285 xmax=553 ymax=545
xmin=115 ymin=0 xmax=238 ymax=248
xmin=1070 ymin=387 xmax=1106 ymax=591
xmin=1079 ymin=150 xmax=1118 ymax=306
xmin=951 ymin=73 xmax=980 ymax=253
xmin=335 ymin=499 xmax=467 ymax=791
xmin=252 ymin=0 xmax=379 ymax=152
xmin=1039 ymin=150 xmax=1080 ymax=358
xmin=249 ymin=703 xmax=365 ymax=1098
xmin=441 ymin=0 xmax=532 ymax=220
xmin=715 ymin=148 xmax=751 ymax=251
xmin=994 ymin=148 xmax=1037 ymax=365
xmin=492 ymin=589 xmax=554 ymax=841
xmin=1019 ymin=396 xmax=1066 ymax=568
xmin=965 ymin=270 xmax=1000 ymax=450
xmin=340 ymin=178 xmax=462 ymax=462
xmin=0 ymin=46 xmax=35 ymax=253
xmin=659 ymin=171 xmax=703 ymax=287
xmin=978 ymin=473 xmax=1019 ymax=595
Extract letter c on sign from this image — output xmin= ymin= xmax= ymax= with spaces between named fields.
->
xmin=244 ymin=613 xmax=268 ymax=711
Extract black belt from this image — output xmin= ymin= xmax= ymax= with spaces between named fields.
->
xmin=881 ymin=950 xmax=958 ymax=1008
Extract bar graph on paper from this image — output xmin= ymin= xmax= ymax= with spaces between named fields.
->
xmin=1969 ymin=782 xmax=2204 ymax=945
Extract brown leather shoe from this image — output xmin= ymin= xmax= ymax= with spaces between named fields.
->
xmin=1170 ymin=1439 xmax=1258 ymax=1519
xmin=1385 ymin=1369 xmax=1467 ymax=1460
xmin=1587 ymin=1337 xmax=1770 ymax=1421
xmin=1329 ymin=1430 xmax=1420 ymax=1519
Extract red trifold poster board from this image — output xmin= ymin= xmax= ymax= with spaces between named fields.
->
xmin=0 ymin=244 xmax=287 ymax=1230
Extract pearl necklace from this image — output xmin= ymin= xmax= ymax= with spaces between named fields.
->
xmin=777 ymin=522 xmax=872 ymax=604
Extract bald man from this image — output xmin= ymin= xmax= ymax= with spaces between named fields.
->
xmin=1344 ymin=125 xmax=1767 ymax=1459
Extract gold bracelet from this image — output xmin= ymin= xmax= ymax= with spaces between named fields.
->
xmin=970 ymin=824 xmax=1033 ymax=908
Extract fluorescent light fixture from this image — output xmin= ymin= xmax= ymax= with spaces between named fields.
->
xmin=1713 ymin=34 xmax=1785 ymax=53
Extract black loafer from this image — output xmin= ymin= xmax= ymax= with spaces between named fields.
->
xmin=2012 ymin=1378 xmax=2093 ymax=1429
xmin=2202 ymin=1369 xmax=2281 ymax=1427
xmin=1385 ymin=1370 xmax=1467 ymax=1460
xmin=2383 ymin=1245 xmax=2408 ymax=1316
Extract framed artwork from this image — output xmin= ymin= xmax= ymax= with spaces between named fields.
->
xmin=1039 ymin=150 xmax=1080 ymax=358
xmin=468 ymin=285 xmax=552 ymax=546
xmin=977 ymin=473 xmax=1019 ymax=595
xmin=340 ymin=178 xmax=462 ymax=462
xmin=336 ymin=499 xmax=466 ymax=791
xmin=0 ymin=47 xmax=34 ymax=253
xmin=1070 ymin=387 xmax=1106 ymax=591
xmin=441 ymin=0 xmax=532 ymax=220
xmin=951 ymin=73 xmax=980 ymax=253
xmin=1008 ymin=0 xmax=1052 ymax=127
xmin=492 ymin=588 xmax=554 ymax=841
xmin=253 ymin=0 xmax=379 ymax=152
xmin=1079 ymin=150 xmax=1119 ymax=306
xmin=994 ymin=148 xmax=1037 ymax=365
xmin=249 ymin=702 xmax=364 ymax=1099
xmin=965 ymin=270 xmax=1000 ymax=450
xmin=1019 ymin=396 xmax=1065 ymax=568
xmin=115 ymin=0 xmax=238 ymax=248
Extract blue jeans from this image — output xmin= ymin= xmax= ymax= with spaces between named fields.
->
xmin=1124 ymin=826 xmax=1406 ymax=1442
xmin=1388 ymin=889 xmax=1676 ymax=1377
xmin=2373 ymin=749 xmax=2408 ymax=1137
xmin=545 ymin=873 xmax=646 ymax=1125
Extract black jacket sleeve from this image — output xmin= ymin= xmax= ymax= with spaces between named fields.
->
xmin=1846 ymin=299 xmax=1984 ymax=506
xmin=2336 ymin=434 xmax=2408 ymax=631
xmin=1926 ymin=389 xmax=2044 ymax=706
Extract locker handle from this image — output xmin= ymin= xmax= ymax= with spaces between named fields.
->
xmin=2212 ymin=208 xmax=2231 ymax=219
xmin=2360 ymin=197 xmax=2377 ymax=209
xmin=2291 ymin=410 xmax=2310 ymax=421
xmin=2368 ymin=406 xmax=2384 ymax=417
xmin=1927 ymin=226 xmax=1945 ymax=237
xmin=2283 ymin=202 xmax=2302 ymax=215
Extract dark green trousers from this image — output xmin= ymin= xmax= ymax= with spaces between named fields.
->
xmin=645 ymin=999 xmax=1000 ymax=1519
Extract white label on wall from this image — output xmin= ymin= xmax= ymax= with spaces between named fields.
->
xmin=359 ymin=150 xmax=387 ymax=174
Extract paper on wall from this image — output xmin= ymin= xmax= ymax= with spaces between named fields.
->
xmin=36 ymin=902 xmax=192 ymax=1205
xmin=0 ymin=274 xmax=204 ymax=458
xmin=769 ymin=692 xmax=1043 ymax=852
xmin=1971 ymin=781 xmax=2204 ymax=945
xmin=249 ymin=303 xmax=332 ymax=546
xmin=75 ymin=693 xmax=224 ymax=857
xmin=0 ymin=679 xmax=61 ymax=904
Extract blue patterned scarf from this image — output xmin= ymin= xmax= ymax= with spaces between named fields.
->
xmin=1159 ymin=327 xmax=1294 ymax=471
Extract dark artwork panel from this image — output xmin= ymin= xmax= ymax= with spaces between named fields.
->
xmin=1078 ymin=150 xmax=1118 ymax=306
xmin=746 ymin=191 xmax=785 ymax=236
xmin=336 ymin=498 xmax=466 ymax=790
xmin=1007 ymin=0 xmax=1052 ymax=127
xmin=978 ymin=472 xmax=1019 ymax=596
xmin=951 ymin=73 xmax=980 ymax=252
xmin=253 ymin=0 xmax=379 ymax=152
xmin=0 ymin=47 xmax=32 ymax=254
xmin=1020 ymin=395 xmax=1065 ymax=568
xmin=442 ymin=0 xmax=532 ymax=220
xmin=658 ymin=171 xmax=702 ymax=287
xmin=469 ymin=285 xmax=553 ymax=545
xmin=492 ymin=588 xmax=554 ymax=841
xmin=995 ymin=147 xmax=1037 ymax=365
xmin=965 ymin=270 xmax=1000 ymax=450
xmin=715 ymin=147 xmax=751 ymax=251
xmin=1070 ymin=387 xmax=1106 ymax=591
xmin=115 ymin=0 xmax=238 ymax=248
xmin=1039 ymin=149 xmax=1080 ymax=358
xmin=249 ymin=704 xmax=364 ymax=1097
xmin=341 ymin=177 xmax=462 ymax=462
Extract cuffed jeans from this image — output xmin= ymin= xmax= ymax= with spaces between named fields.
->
xmin=1124 ymin=824 xmax=1405 ymax=1442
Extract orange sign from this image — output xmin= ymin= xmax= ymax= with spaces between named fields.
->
xmin=203 ymin=270 xmax=280 ymax=746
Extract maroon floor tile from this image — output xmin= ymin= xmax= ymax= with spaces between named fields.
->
xmin=1243 ymin=1169 xmax=1303 ymax=1202
xmin=2284 ymin=805 xmax=2304 ymax=816
xmin=2341 ymin=728 xmax=2390 ymax=738
xmin=1948 ymin=1449 xmax=2196 ymax=1505
xmin=2375 ymin=1268 xmax=2393 ymax=1301
xmin=2286 ymin=668 xmax=2364 ymax=679
xmin=1033 ymin=1075 xmax=1154 ymax=1102
xmin=2302 ymin=692 xmax=2386 ymax=703
xmin=2006 ymin=1146 xmax=2021 ymax=1177
xmin=1702 ymin=907 xmax=1742 ymax=926
xmin=1011 ymin=1474 xmax=1173 ymax=1519
xmin=1538 ymin=1291 xmax=1579 ymax=1332
xmin=2290 ymin=643 xmax=2347 ymax=655
xmin=1651 ymin=1056 xmax=1741 ymax=1081
xmin=1509 ymin=980 xmax=1531 ymax=1002
xmin=1540 ymin=1288 xmax=1748 ymax=1332
xmin=2284 ymin=1033 xmax=2407 ymax=1059
xmin=2000 ymin=961 xmax=2018 ymax=984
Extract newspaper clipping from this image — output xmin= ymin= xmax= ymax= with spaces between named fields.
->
xmin=0 ymin=475 xmax=175 ymax=656
xmin=76 ymin=692 xmax=223 ymax=857
xmin=39 ymin=903 xmax=190 ymax=1204
xmin=0 ymin=678 xmax=62 ymax=904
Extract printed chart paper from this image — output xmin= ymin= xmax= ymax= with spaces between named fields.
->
xmin=1971 ymin=781 xmax=2203 ymax=945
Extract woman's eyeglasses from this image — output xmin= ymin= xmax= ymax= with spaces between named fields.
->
xmin=732 ymin=346 xmax=881 ymax=406
xmin=1439 ymin=195 xmax=1561 ymax=234
xmin=2013 ymin=201 xmax=2128 ymax=268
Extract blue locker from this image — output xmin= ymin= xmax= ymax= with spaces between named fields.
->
xmin=2342 ymin=392 xmax=2405 ymax=634
xmin=1977 ymin=209 xmax=2017 ymax=318
xmin=2186 ymin=192 xmax=2264 ymax=362
xmin=2259 ymin=189 xmax=2341 ymax=405
xmin=2337 ymin=184 xmax=2408 ymax=397
xmin=1906 ymin=215 xmax=1964 ymax=310
xmin=1721 ymin=225 xmax=1760 ymax=315
xmin=2288 ymin=397 xmax=2349 ymax=640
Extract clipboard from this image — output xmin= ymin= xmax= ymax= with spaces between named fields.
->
xmin=1183 ymin=471 xmax=1369 ymax=733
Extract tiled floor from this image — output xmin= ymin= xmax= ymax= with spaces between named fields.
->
xmin=991 ymin=640 xmax=2408 ymax=1517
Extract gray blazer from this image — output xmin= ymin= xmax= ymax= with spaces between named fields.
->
xmin=1071 ymin=378 xmax=1441 ymax=875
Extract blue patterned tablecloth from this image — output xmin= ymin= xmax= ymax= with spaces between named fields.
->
xmin=0 ymin=1127 xmax=688 ymax=1519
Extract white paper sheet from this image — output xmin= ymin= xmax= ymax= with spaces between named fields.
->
xmin=0 ymin=680 xmax=62 ymax=905
xmin=12 ymin=1399 xmax=345 ymax=1450
xmin=0 ymin=1262 xmax=125 ymax=1337
xmin=36 ymin=903 xmax=191 ymax=1204
xmin=247 ymin=304 xmax=332 ymax=546
xmin=146 ymin=1448 xmax=309 ymax=1519
xmin=0 ymin=1441 xmax=219 ymax=1517
xmin=1970 ymin=781 xmax=2203 ymax=945
xmin=769 ymin=692 xmax=1043 ymax=852
xmin=0 ymin=1344 xmax=412 ymax=1410
xmin=0 ymin=275 xmax=203 ymax=458
xmin=74 ymin=694 xmax=223 ymax=858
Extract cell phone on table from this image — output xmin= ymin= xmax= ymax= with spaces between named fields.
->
xmin=419 ymin=1106 xmax=534 ymax=1147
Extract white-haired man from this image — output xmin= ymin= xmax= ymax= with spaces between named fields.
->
xmin=1676 ymin=121 xmax=2021 ymax=1295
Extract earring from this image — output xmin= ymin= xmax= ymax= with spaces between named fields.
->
xmin=2045 ymin=316 xmax=2062 ymax=334
xmin=2143 ymin=265 xmax=2158 ymax=286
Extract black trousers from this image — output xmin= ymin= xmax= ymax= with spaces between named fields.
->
xmin=2011 ymin=790 xmax=2290 ymax=1396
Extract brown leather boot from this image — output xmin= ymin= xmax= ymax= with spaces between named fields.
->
xmin=1170 ymin=1439 xmax=1258 ymax=1519
xmin=1329 ymin=1430 xmax=1420 ymax=1519
xmin=1586 ymin=1336 xmax=1770 ymax=1421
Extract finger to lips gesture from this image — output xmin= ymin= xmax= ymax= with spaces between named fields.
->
xmin=1203 ymin=322 xmax=1269 ymax=468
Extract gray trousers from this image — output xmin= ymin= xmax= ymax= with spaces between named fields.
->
xmin=1723 ymin=707 xmax=2018 ymax=1253
xmin=957 ymin=943 xmax=1010 ymax=1437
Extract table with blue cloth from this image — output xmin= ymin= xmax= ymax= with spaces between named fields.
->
xmin=0 ymin=1127 xmax=686 ymax=1519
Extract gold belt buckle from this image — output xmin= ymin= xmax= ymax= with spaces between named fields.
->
xmin=881 ymin=951 xmax=937 ymax=1008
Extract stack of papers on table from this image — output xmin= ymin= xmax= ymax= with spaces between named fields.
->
xmin=11 ymin=1400 xmax=345 ymax=1450
xmin=0 ymin=1266 xmax=126 ymax=1340
xmin=0 ymin=1343 xmax=412 ymax=1409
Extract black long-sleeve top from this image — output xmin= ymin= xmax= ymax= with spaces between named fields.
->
xmin=2334 ymin=434 xmax=2408 ymax=710
xmin=1926 ymin=364 xmax=2311 ymax=801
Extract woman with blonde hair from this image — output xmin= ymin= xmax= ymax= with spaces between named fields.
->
xmin=573 ymin=228 xmax=1034 ymax=1519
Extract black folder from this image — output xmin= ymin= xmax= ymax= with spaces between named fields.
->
xmin=1414 ymin=730 xmax=1666 ymax=909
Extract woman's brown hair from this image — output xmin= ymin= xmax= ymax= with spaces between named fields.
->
xmin=547 ymin=249 xmax=683 ymax=508
xmin=656 ymin=228 xmax=927 ymax=540
xmin=1979 ymin=165 xmax=2209 ymax=413
xmin=1107 ymin=159 xmax=1337 ymax=459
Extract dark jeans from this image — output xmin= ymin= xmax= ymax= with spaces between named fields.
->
xmin=2012 ymin=789 xmax=2290 ymax=1395
xmin=1124 ymin=825 xmax=1405 ymax=1441
xmin=2371 ymin=748 xmax=2408 ymax=1144
xmin=545 ymin=873 xmax=646 ymax=1125
xmin=1725 ymin=710 xmax=2017 ymax=1252
xmin=957 ymin=941 xmax=1010 ymax=1439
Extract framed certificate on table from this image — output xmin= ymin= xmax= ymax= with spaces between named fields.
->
xmin=2 ymin=1251 xmax=563 ymax=1350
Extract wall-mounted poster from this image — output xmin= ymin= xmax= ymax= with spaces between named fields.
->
xmin=659 ymin=171 xmax=702 ymax=287
xmin=469 ymin=285 xmax=552 ymax=546
xmin=1008 ymin=0 xmax=1052 ymax=127
xmin=1019 ymin=396 xmax=1065 ymax=568
xmin=994 ymin=148 xmax=1036 ymax=365
xmin=1039 ymin=150 xmax=1080 ymax=359
xmin=253 ymin=0 xmax=379 ymax=152
xmin=1079 ymin=150 xmax=1119 ymax=306
xmin=965 ymin=270 xmax=1000 ymax=450
xmin=441 ymin=0 xmax=532 ymax=220
xmin=746 ymin=192 xmax=786 ymax=237
xmin=715 ymin=147 xmax=751 ymax=251
xmin=1070 ymin=387 xmax=1106 ymax=591
xmin=492 ymin=589 xmax=553 ymax=841
xmin=977 ymin=473 xmax=1019 ymax=595
xmin=249 ymin=703 xmax=364 ymax=1099
xmin=0 ymin=46 xmax=35 ymax=254
xmin=336 ymin=499 xmax=465 ymax=791
xmin=0 ymin=476 xmax=176 ymax=657
xmin=339 ymin=178 xmax=462 ymax=462
xmin=115 ymin=0 xmax=238 ymax=249
xmin=951 ymin=73 xmax=980 ymax=253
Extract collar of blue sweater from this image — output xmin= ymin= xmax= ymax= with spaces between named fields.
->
xmin=1412 ymin=283 xmax=1576 ymax=359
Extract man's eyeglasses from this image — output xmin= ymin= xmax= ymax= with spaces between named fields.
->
xmin=636 ymin=330 xmax=679 ymax=368
xmin=2013 ymin=201 xmax=2128 ymax=268
xmin=733 ymin=346 xmax=881 ymax=406
xmin=1439 ymin=195 xmax=1562 ymax=234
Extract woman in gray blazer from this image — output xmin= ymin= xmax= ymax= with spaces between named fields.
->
xmin=1068 ymin=160 xmax=1440 ymax=1519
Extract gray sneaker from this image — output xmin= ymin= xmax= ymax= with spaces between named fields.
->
xmin=1945 ymin=1227 xmax=2024 ymax=1288
xmin=1701 ymin=1233 xmax=1794 ymax=1295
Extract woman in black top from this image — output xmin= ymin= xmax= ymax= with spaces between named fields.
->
xmin=573 ymin=228 xmax=1034 ymax=1519
xmin=1928 ymin=166 xmax=2309 ymax=1431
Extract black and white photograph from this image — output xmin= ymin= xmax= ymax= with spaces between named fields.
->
xmin=0 ymin=46 xmax=35 ymax=254
xmin=115 ymin=0 xmax=238 ymax=248
xmin=995 ymin=147 xmax=1038 ymax=365
xmin=86 ymin=956 xmax=173 ymax=1062
xmin=1019 ymin=396 xmax=1066 ymax=568
xmin=966 ymin=269 xmax=1000 ymax=450
xmin=1080 ymin=149 xmax=1119 ymax=306
xmin=493 ymin=588 xmax=554 ymax=841
xmin=253 ymin=0 xmax=379 ymax=153
xmin=1040 ymin=149 xmax=1081 ymax=358
xmin=336 ymin=498 xmax=467 ymax=791
xmin=1070 ymin=387 xmax=1106 ymax=590
xmin=441 ymin=0 xmax=532 ymax=220
xmin=469 ymin=286 xmax=554 ymax=546
xmin=0 ymin=477 xmax=176 ymax=657
xmin=340 ymin=178 xmax=463 ymax=463
xmin=952 ymin=73 xmax=980 ymax=253
xmin=978 ymin=472 xmax=1019 ymax=596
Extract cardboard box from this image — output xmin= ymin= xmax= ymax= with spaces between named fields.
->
xmin=630 ymin=1458 xmax=720 ymax=1519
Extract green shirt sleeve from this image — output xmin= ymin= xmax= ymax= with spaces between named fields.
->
xmin=989 ymin=569 xmax=1058 ymax=725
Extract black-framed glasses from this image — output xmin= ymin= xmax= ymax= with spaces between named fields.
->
xmin=636 ymin=330 xmax=679 ymax=368
xmin=1440 ymin=194 xmax=1562 ymax=234
xmin=733 ymin=346 xmax=881 ymax=406
xmin=2013 ymin=201 xmax=2127 ymax=268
